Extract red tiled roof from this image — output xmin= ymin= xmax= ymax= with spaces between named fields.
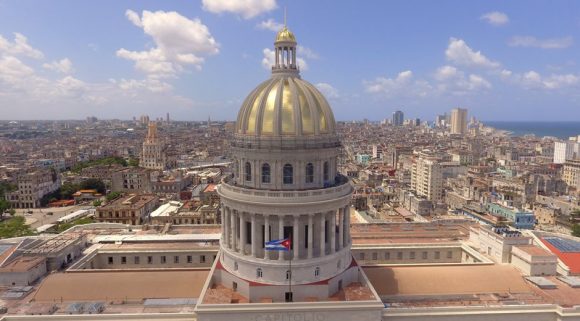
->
xmin=541 ymin=238 xmax=580 ymax=274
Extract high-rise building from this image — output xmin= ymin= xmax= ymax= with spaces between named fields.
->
xmin=392 ymin=110 xmax=404 ymax=126
xmin=553 ymin=141 xmax=580 ymax=164
xmin=450 ymin=108 xmax=467 ymax=135
xmin=166 ymin=112 xmax=170 ymax=123
xmin=195 ymin=23 xmax=382 ymax=319
xmin=562 ymin=159 xmax=580 ymax=189
xmin=141 ymin=122 xmax=167 ymax=170
xmin=411 ymin=154 xmax=443 ymax=202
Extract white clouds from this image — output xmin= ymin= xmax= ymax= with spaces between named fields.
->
xmin=315 ymin=83 xmax=339 ymax=99
xmin=364 ymin=71 xmax=432 ymax=98
xmin=117 ymin=10 xmax=219 ymax=78
xmin=202 ymin=0 xmax=277 ymax=19
xmin=43 ymin=58 xmax=73 ymax=74
xmin=509 ymin=70 xmax=579 ymax=90
xmin=508 ymin=36 xmax=573 ymax=49
xmin=480 ymin=12 xmax=509 ymax=26
xmin=434 ymin=66 xmax=491 ymax=94
xmin=0 ymin=33 xmax=44 ymax=59
xmin=257 ymin=18 xmax=283 ymax=32
xmin=261 ymin=48 xmax=308 ymax=70
xmin=446 ymin=38 xmax=500 ymax=69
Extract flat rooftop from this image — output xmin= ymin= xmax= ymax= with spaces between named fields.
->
xmin=351 ymin=222 xmax=472 ymax=244
xmin=33 ymin=270 xmax=210 ymax=302
xmin=364 ymin=265 xmax=532 ymax=297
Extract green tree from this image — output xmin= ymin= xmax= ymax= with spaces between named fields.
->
xmin=0 ymin=216 xmax=34 ymax=238
xmin=572 ymin=224 xmax=580 ymax=237
xmin=60 ymin=182 xmax=80 ymax=199
xmin=79 ymin=178 xmax=106 ymax=194
xmin=106 ymin=191 xmax=122 ymax=202
xmin=127 ymin=158 xmax=140 ymax=167
xmin=92 ymin=200 xmax=102 ymax=207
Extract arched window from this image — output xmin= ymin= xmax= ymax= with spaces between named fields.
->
xmin=323 ymin=161 xmax=329 ymax=181
xmin=286 ymin=270 xmax=291 ymax=280
xmin=305 ymin=163 xmax=314 ymax=183
xmin=314 ymin=267 xmax=320 ymax=277
xmin=245 ymin=162 xmax=252 ymax=181
xmin=283 ymin=164 xmax=293 ymax=184
xmin=257 ymin=268 xmax=263 ymax=278
xmin=337 ymin=259 xmax=342 ymax=269
xmin=261 ymin=163 xmax=271 ymax=183
xmin=234 ymin=262 xmax=238 ymax=271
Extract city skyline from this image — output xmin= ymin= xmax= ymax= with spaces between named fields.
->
xmin=1 ymin=0 xmax=580 ymax=121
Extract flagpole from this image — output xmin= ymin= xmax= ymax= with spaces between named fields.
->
xmin=289 ymin=237 xmax=292 ymax=301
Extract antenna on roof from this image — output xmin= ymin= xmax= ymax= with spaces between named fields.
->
xmin=284 ymin=7 xmax=287 ymax=27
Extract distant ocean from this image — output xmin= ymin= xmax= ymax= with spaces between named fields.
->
xmin=484 ymin=121 xmax=580 ymax=139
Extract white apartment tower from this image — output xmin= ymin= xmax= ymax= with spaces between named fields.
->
xmin=141 ymin=122 xmax=167 ymax=170
xmin=411 ymin=155 xmax=443 ymax=202
xmin=553 ymin=141 xmax=580 ymax=164
xmin=450 ymin=108 xmax=468 ymax=135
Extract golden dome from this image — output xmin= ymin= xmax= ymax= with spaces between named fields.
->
xmin=236 ymin=76 xmax=336 ymax=137
xmin=275 ymin=26 xmax=296 ymax=43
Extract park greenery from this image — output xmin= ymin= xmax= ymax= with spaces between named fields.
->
xmin=56 ymin=217 xmax=95 ymax=233
xmin=41 ymin=178 xmax=106 ymax=206
xmin=0 ymin=182 xmax=16 ymax=214
xmin=0 ymin=216 xmax=34 ymax=238
xmin=71 ymin=156 xmax=128 ymax=173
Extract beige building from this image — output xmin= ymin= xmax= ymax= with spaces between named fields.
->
xmin=141 ymin=122 xmax=167 ymax=170
xmin=411 ymin=156 xmax=443 ymax=202
xmin=96 ymin=194 xmax=158 ymax=225
xmin=511 ymin=245 xmax=557 ymax=276
xmin=450 ymin=108 xmax=467 ymax=135
xmin=111 ymin=167 xmax=152 ymax=193
xmin=5 ymin=168 xmax=61 ymax=209
xmin=562 ymin=159 xmax=580 ymax=189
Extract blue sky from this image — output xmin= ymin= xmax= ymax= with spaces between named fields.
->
xmin=0 ymin=0 xmax=579 ymax=121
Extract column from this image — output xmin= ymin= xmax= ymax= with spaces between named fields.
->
xmin=319 ymin=213 xmax=325 ymax=257
xmin=338 ymin=208 xmax=344 ymax=251
xmin=264 ymin=215 xmax=270 ymax=259
xmin=278 ymin=216 xmax=285 ymax=261
xmin=307 ymin=214 xmax=313 ymax=259
xmin=293 ymin=215 xmax=299 ymax=259
xmin=231 ymin=210 xmax=237 ymax=251
xmin=344 ymin=205 xmax=350 ymax=246
xmin=223 ymin=207 xmax=229 ymax=247
xmin=251 ymin=214 xmax=257 ymax=257
xmin=240 ymin=212 xmax=246 ymax=255
xmin=330 ymin=211 xmax=336 ymax=254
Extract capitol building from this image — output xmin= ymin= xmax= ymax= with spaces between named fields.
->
xmin=195 ymin=23 xmax=384 ymax=320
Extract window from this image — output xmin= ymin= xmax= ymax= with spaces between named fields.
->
xmin=315 ymin=267 xmax=320 ymax=277
xmin=359 ymin=252 xmax=365 ymax=260
xmin=161 ymin=256 xmax=166 ymax=264
xmin=372 ymin=252 xmax=378 ymax=260
xmin=187 ymin=255 xmax=193 ymax=263
xmin=286 ymin=270 xmax=291 ymax=280
xmin=447 ymin=251 xmax=453 ymax=259
xmin=108 ymin=257 xmax=113 ymax=264
xmin=257 ymin=268 xmax=263 ymax=278
xmin=245 ymin=162 xmax=252 ymax=181
xmin=397 ymin=252 xmax=403 ymax=260
xmin=422 ymin=251 xmax=428 ymax=259
xmin=121 ymin=256 xmax=127 ymax=264
xmin=134 ymin=256 xmax=140 ymax=264
xmin=337 ymin=260 xmax=342 ymax=269
xmin=305 ymin=163 xmax=314 ymax=183
xmin=233 ymin=282 xmax=238 ymax=292
xmin=323 ymin=161 xmax=329 ymax=181
xmin=148 ymin=256 xmax=153 ymax=264
xmin=283 ymin=164 xmax=293 ymax=184
xmin=246 ymin=221 xmax=252 ymax=244
xmin=261 ymin=163 xmax=271 ymax=183
xmin=234 ymin=262 xmax=238 ymax=271
xmin=410 ymin=252 xmax=415 ymax=259
xmin=200 ymin=255 xmax=206 ymax=263
xmin=434 ymin=251 xmax=440 ymax=259
xmin=174 ymin=256 xmax=179 ymax=263
xmin=385 ymin=252 xmax=391 ymax=260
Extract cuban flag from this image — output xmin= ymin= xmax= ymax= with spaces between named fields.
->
xmin=265 ymin=238 xmax=291 ymax=251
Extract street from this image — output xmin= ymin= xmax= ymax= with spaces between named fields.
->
xmin=16 ymin=205 xmax=92 ymax=229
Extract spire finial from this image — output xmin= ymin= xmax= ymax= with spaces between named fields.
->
xmin=284 ymin=7 xmax=287 ymax=27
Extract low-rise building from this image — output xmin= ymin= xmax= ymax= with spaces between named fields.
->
xmin=487 ymin=202 xmax=536 ymax=229
xmin=511 ymin=245 xmax=557 ymax=276
xmin=96 ymin=194 xmax=158 ymax=225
